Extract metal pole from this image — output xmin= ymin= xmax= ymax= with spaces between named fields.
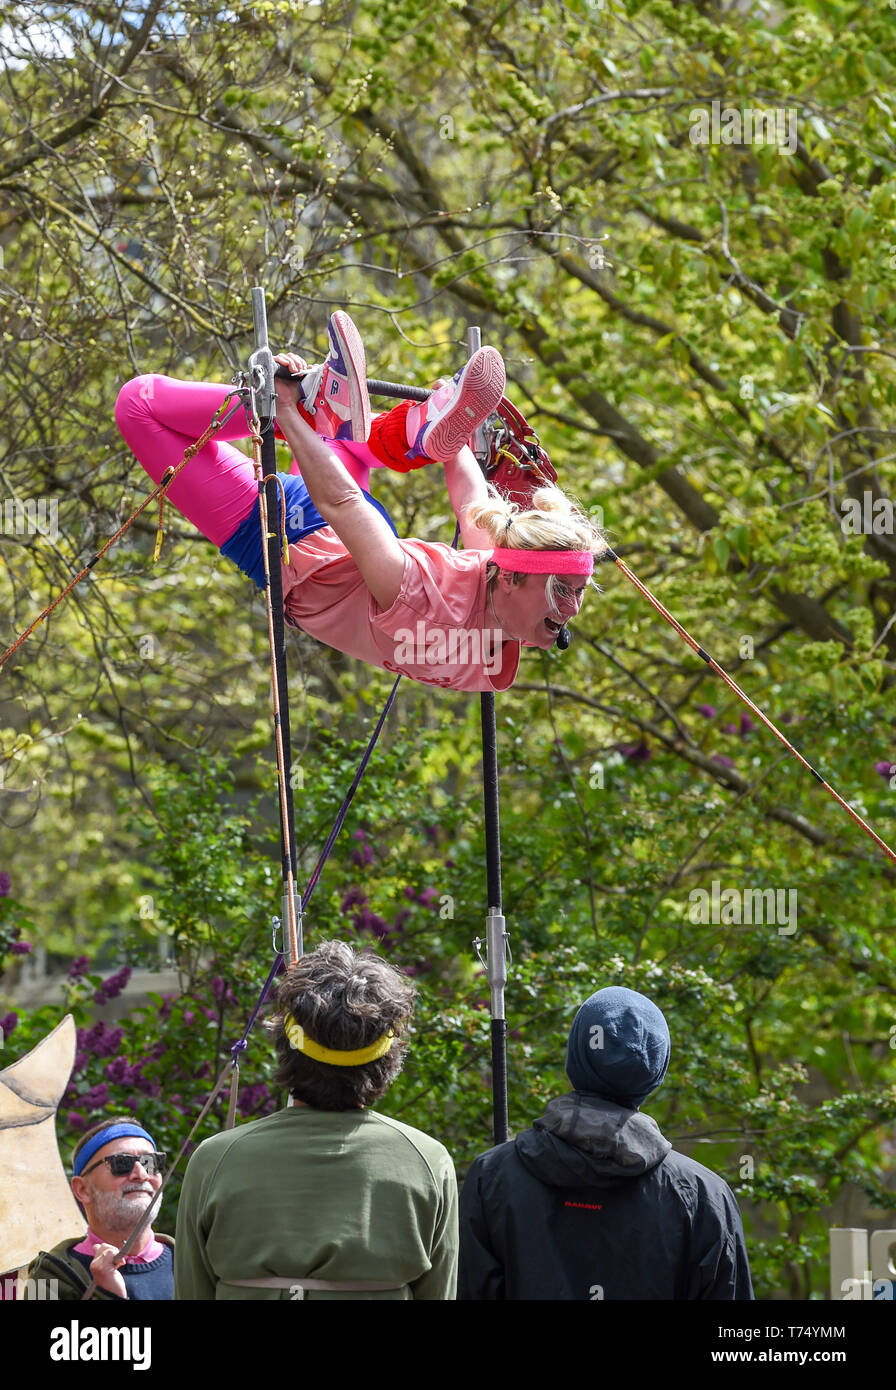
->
xmin=467 ymin=323 xmax=509 ymax=1147
xmin=249 ymin=287 xmax=302 ymax=964
xmin=276 ymin=363 xmax=431 ymax=403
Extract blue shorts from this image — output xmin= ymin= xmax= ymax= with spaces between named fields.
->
xmin=220 ymin=473 xmax=397 ymax=589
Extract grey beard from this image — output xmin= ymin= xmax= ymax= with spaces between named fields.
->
xmin=89 ymin=1185 xmax=154 ymax=1238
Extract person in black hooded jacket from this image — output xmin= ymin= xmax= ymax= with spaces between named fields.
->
xmin=458 ymin=985 xmax=753 ymax=1301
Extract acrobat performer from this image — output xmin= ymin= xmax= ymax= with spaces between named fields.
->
xmin=115 ymin=313 xmax=604 ymax=691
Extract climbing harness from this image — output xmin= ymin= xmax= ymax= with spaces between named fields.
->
xmin=485 ymin=396 xmax=558 ymax=505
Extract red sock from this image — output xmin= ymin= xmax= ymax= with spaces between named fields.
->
xmin=367 ymin=401 xmax=431 ymax=473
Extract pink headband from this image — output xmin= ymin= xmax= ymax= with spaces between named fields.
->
xmin=489 ymin=548 xmax=595 ymax=576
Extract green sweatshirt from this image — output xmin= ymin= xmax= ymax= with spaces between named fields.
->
xmin=174 ymin=1106 xmax=457 ymax=1300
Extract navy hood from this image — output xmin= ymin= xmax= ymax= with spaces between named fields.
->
xmin=515 ymin=1093 xmax=672 ymax=1190
xmin=565 ymin=985 xmax=670 ymax=1108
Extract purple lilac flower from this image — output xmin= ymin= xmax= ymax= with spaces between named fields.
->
xmin=82 ymin=1083 xmax=111 ymax=1110
xmin=67 ymin=1111 xmax=88 ymax=1132
xmin=342 ymin=887 xmax=368 ymax=912
xmin=418 ymin=888 xmax=440 ymax=909
xmin=723 ymin=722 xmax=738 ymax=735
xmin=697 ymin=705 xmax=716 ymax=719
xmin=423 ymin=825 xmax=440 ymax=846
xmin=712 ymin=754 xmax=736 ymax=769
xmin=393 ymin=909 xmax=412 ymax=931
xmin=125 ymin=1096 xmax=139 ymax=1112
xmin=105 ymin=1057 xmax=135 ymax=1085
xmin=68 ymin=956 xmax=90 ymax=981
xmin=93 ymin=965 xmax=132 ymax=1004
xmin=354 ymin=908 xmax=391 ymax=940
xmin=740 ymin=714 xmax=754 ymax=736
xmin=238 ymin=1083 xmax=271 ymax=1115
xmin=106 ymin=1027 xmax=124 ymax=1055
xmin=10 ymin=941 xmax=31 ymax=955
xmin=158 ymin=995 xmax=174 ymax=1022
xmin=875 ymin=761 xmax=894 ymax=780
xmin=81 ymin=1022 xmax=124 ymax=1057
xmin=74 ymin=1049 xmax=88 ymax=1072
xmin=183 ymin=1010 xmax=195 ymax=1026
xmin=620 ymin=740 xmax=652 ymax=763
xmin=351 ymin=843 xmax=374 ymax=868
xmin=443 ymin=858 xmax=455 ymax=869
xmin=0 ymin=872 xmax=11 ymax=897
xmin=0 ymin=1011 xmax=18 ymax=1041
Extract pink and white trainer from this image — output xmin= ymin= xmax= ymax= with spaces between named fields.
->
xmin=300 ymin=310 xmax=371 ymax=443
xmin=405 ymin=346 xmax=506 ymax=463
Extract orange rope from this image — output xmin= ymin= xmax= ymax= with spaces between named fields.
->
xmin=0 ymin=394 xmax=243 ymax=676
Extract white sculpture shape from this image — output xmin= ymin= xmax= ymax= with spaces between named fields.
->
xmin=0 ymin=1015 xmax=86 ymax=1275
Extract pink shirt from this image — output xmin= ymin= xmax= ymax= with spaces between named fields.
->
xmin=280 ymin=528 xmax=521 ymax=692
xmin=74 ymin=1228 xmax=165 ymax=1264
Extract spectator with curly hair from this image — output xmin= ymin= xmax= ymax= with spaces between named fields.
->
xmin=175 ymin=941 xmax=457 ymax=1300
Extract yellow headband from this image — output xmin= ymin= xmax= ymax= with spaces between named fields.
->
xmin=282 ymin=1013 xmax=395 ymax=1067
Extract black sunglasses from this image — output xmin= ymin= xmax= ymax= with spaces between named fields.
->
xmin=82 ymin=1151 xmax=166 ymax=1178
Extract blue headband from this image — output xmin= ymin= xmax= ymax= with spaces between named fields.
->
xmin=73 ymin=1123 xmax=157 ymax=1176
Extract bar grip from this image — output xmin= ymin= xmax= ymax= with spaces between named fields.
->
xmin=273 ymin=363 xmax=430 ymax=402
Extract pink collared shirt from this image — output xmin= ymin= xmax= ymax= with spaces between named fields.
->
xmin=279 ymin=528 xmax=521 ymax=691
xmin=74 ymin=1228 xmax=165 ymax=1264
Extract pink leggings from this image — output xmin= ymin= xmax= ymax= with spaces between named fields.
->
xmin=114 ymin=376 xmax=383 ymax=546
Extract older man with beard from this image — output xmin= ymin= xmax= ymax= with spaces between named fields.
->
xmin=27 ymin=1117 xmax=173 ymax=1300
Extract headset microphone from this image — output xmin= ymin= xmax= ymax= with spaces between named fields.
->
xmin=557 ymin=626 xmax=571 ymax=650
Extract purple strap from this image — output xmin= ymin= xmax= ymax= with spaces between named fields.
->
xmin=229 ymin=674 xmax=404 ymax=1070
xmin=301 ymin=674 xmax=403 ymax=906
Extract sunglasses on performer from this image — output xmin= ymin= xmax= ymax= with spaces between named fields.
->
xmin=82 ymin=1151 xmax=167 ymax=1178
